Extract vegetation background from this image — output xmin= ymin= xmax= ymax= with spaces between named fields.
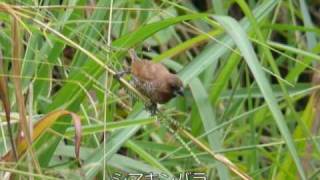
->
xmin=0 ymin=0 xmax=319 ymax=179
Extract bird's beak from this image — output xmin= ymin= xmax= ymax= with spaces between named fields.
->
xmin=174 ymin=87 xmax=184 ymax=97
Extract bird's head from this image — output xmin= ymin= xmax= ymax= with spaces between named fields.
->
xmin=168 ymin=75 xmax=184 ymax=97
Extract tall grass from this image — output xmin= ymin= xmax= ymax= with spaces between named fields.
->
xmin=0 ymin=0 xmax=319 ymax=179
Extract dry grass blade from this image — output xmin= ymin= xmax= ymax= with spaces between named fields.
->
xmin=0 ymin=50 xmax=18 ymax=161
xmin=1 ymin=5 xmax=44 ymax=175
xmin=3 ymin=110 xmax=82 ymax=163
xmin=179 ymin=128 xmax=252 ymax=180
xmin=9 ymin=4 xmax=33 ymax=154
xmin=70 ymin=112 xmax=82 ymax=164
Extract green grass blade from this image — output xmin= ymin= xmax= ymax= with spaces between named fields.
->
xmin=213 ymin=15 xmax=306 ymax=179
xmin=164 ymin=59 xmax=230 ymax=179
xmin=179 ymin=0 xmax=278 ymax=83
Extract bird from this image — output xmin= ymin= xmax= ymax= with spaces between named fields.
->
xmin=116 ymin=49 xmax=184 ymax=114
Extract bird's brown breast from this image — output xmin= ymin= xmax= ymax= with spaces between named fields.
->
xmin=130 ymin=60 xmax=177 ymax=104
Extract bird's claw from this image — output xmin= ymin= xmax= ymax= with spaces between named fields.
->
xmin=146 ymin=103 xmax=158 ymax=115
xmin=115 ymin=72 xmax=123 ymax=80
xmin=115 ymin=69 xmax=131 ymax=80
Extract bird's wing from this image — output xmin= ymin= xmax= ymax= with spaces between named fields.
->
xmin=132 ymin=61 xmax=170 ymax=81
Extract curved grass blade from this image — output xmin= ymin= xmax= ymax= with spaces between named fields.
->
xmin=213 ymin=15 xmax=306 ymax=179
xmin=2 ymin=110 xmax=82 ymax=163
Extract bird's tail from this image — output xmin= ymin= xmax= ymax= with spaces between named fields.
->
xmin=129 ymin=49 xmax=139 ymax=62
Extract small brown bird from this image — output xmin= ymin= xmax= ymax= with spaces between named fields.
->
xmin=116 ymin=49 xmax=184 ymax=114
